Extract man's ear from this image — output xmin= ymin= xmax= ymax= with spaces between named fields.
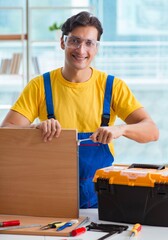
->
xmin=60 ymin=37 xmax=65 ymax=49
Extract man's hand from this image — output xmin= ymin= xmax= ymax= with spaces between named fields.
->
xmin=35 ymin=118 xmax=61 ymax=142
xmin=90 ymin=108 xmax=159 ymax=145
xmin=90 ymin=126 xmax=124 ymax=144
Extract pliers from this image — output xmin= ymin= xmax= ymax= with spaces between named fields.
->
xmin=40 ymin=221 xmax=65 ymax=230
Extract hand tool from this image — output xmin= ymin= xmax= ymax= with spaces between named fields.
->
xmin=75 ymin=216 xmax=89 ymax=228
xmin=0 ymin=224 xmax=42 ymax=231
xmin=70 ymin=216 xmax=90 ymax=236
xmin=85 ymin=222 xmax=128 ymax=240
xmin=129 ymin=223 xmax=142 ymax=238
xmin=97 ymin=231 xmax=118 ymax=240
xmin=71 ymin=226 xmax=88 ymax=236
xmin=0 ymin=220 xmax=20 ymax=227
xmin=56 ymin=219 xmax=78 ymax=231
xmin=78 ymin=138 xmax=91 ymax=145
xmin=40 ymin=221 xmax=65 ymax=230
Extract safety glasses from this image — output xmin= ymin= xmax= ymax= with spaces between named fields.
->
xmin=63 ymin=35 xmax=100 ymax=50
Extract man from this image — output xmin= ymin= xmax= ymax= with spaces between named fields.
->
xmin=1 ymin=11 xmax=159 ymax=208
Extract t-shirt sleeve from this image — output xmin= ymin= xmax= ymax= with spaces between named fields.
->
xmin=11 ymin=76 xmax=43 ymax=123
xmin=112 ymin=78 xmax=143 ymax=121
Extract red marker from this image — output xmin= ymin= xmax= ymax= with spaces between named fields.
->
xmin=0 ymin=220 xmax=20 ymax=227
xmin=71 ymin=226 xmax=88 ymax=236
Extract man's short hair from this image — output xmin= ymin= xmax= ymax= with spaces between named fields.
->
xmin=61 ymin=11 xmax=103 ymax=40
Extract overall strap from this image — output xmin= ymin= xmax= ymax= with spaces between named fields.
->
xmin=101 ymin=75 xmax=114 ymax=126
xmin=43 ymin=72 xmax=55 ymax=119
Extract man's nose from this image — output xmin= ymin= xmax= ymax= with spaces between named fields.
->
xmin=76 ymin=41 xmax=86 ymax=50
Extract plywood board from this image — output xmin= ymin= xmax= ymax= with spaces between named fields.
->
xmin=0 ymin=214 xmax=88 ymax=237
xmin=0 ymin=128 xmax=79 ymax=218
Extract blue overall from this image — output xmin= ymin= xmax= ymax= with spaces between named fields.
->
xmin=43 ymin=72 xmax=114 ymax=208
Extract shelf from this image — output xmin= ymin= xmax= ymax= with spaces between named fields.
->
xmin=0 ymin=74 xmax=23 ymax=82
xmin=0 ymin=104 xmax=11 ymax=110
xmin=0 ymin=34 xmax=27 ymax=41
xmin=31 ymin=41 xmax=60 ymax=47
xmin=0 ymin=75 xmax=23 ymax=91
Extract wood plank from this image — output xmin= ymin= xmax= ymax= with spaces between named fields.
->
xmin=0 ymin=214 xmax=87 ymax=236
xmin=0 ymin=128 xmax=79 ymax=218
xmin=0 ymin=34 xmax=27 ymax=40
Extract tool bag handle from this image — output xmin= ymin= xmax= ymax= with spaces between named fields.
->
xmin=128 ymin=163 xmax=165 ymax=170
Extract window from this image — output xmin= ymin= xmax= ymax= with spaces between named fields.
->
xmin=0 ymin=0 xmax=167 ymax=165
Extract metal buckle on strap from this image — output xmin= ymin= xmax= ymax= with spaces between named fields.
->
xmin=47 ymin=114 xmax=55 ymax=119
xmin=101 ymin=114 xmax=110 ymax=126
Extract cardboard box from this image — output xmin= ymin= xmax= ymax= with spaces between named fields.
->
xmin=93 ymin=164 xmax=168 ymax=226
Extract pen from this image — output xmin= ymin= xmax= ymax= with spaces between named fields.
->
xmin=0 ymin=220 xmax=20 ymax=227
xmin=129 ymin=223 xmax=142 ymax=238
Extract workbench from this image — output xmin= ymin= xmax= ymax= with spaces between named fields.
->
xmin=0 ymin=209 xmax=168 ymax=240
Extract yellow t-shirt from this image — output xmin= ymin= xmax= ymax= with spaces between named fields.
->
xmin=11 ymin=67 xmax=142 ymax=154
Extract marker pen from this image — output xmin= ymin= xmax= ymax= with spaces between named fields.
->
xmin=71 ymin=226 xmax=89 ymax=236
xmin=0 ymin=220 xmax=20 ymax=227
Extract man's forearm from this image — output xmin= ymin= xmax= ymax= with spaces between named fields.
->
xmin=122 ymin=120 xmax=159 ymax=143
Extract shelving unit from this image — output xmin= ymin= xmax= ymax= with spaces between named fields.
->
xmin=0 ymin=34 xmax=27 ymax=41
xmin=29 ymin=41 xmax=64 ymax=76
xmin=28 ymin=6 xmax=92 ymax=79
xmin=0 ymin=6 xmax=26 ymax=122
xmin=0 ymin=3 xmax=93 ymax=122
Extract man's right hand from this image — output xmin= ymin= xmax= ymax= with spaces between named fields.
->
xmin=36 ymin=118 xmax=61 ymax=142
xmin=1 ymin=110 xmax=62 ymax=142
